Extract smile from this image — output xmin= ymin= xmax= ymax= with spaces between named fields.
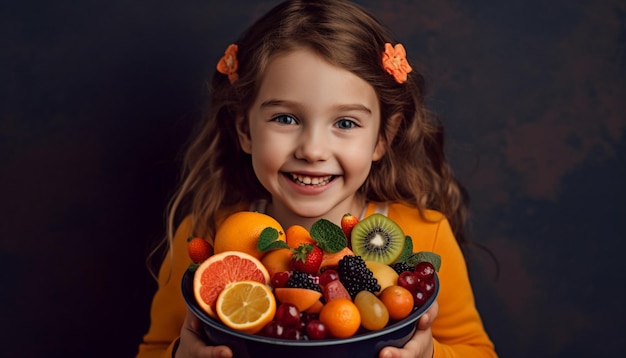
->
xmin=288 ymin=173 xmax=334 ymax=186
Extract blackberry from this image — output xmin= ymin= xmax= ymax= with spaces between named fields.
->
xmin=391 ymin=262 xmax=412 ymax=275
xmin=337 ymin=255 xmax=380 ymax=298
xmin=286 ymin=271 xmax=322 ymax=293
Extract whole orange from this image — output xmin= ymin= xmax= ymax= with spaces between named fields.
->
xmin=379 ymin=285 xmax=414 ymax=320
xmin=213 ymin=211 xmax=285 ymax=260
xmin=318 ymin=298 xmax=361 ymax=338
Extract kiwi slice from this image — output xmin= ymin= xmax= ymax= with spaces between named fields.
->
xmin=350 ymin=213 xmax=405 ymax=265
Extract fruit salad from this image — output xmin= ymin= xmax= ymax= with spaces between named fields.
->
xmin=188 ymin=211 xmax=440 ymax=340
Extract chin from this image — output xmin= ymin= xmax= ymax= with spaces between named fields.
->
xmin=278 ymin=201 xmax=331 ymax=219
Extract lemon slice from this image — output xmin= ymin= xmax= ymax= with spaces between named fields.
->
xmin=216 ymin=280 xmax=276 ymax=335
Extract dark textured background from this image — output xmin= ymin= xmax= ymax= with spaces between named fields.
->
xmin=1 ymin=1 xmax=624 ymax=357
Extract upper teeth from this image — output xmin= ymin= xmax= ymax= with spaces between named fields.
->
xmin=291 ymin=174 xmax=332 ymax=185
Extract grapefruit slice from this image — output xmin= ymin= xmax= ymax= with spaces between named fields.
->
xmin=274 ymin=287 xmax=322 ymax=312
xmin=193 ymin=251 xmax=270 ymax=318
xmin=216 ymin=280 xmax=276 ymax=335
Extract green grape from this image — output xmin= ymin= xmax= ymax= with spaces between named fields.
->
xmin=354 ymin=291 xmax=389 ymax=331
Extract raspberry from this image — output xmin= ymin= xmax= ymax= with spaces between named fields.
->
xmin=286 ymin=271 xmax=322 ymax=293
xmin=337 ymin=255 xmax=380 ymax=298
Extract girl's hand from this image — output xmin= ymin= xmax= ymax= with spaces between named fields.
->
xmin=378 ymin=300 xmax=439 ymax=358
xmin=175 ymin=309 xmax=233 ymax=358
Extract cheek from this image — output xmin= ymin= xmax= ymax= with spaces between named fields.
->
xmin=340 ymin=135 xmax=380 ymax=175
xmin=250 ymin=139 xmax=286 ymax=171
xmin=344 ymin=135 xmax=380 ymax=160
xmin=248 ymin=125 xmax=279 ymax=155
xmin=339 ymin=149 xmax=375 ymax=177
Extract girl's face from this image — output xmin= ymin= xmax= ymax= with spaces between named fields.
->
xmin=237 ymin=48 xmax=386 ymax=228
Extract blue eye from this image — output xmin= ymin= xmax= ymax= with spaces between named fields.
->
xmin=272 ymin=114 xmax=297 ymax=125
xmin=336 ymin=118 xmax=357 ymax=129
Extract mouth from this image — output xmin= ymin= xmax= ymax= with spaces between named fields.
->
xmin=286 ymin=172 xmax=336 ymax=186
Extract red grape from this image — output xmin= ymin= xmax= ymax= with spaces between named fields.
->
xmin=283 ymin=326 xmax=303 ymax=340
xmin=270 ymin=271 xmax=291 ymax=288
xmin=414 ymin=262 xmax=435 ymax=280
xmin=305 ymin=319 xmax=327 ymax=340
xmin=413 ymin=286 xmax=428 ymax=307
xmin=397 ymin=271 xmax=419 ymax=293
xmin=260 ymin=321 xmax=285 ymax=338
xmin=275 ymin=302 xmax=301 ymax=328
xmin=417 ymin=278 xmax=436 ymax=297
xmin=318 ymin=269 xmax=339 ymax=286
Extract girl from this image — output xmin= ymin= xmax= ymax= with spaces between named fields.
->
xmin=138 ymin=0 xmax=497 ymax=357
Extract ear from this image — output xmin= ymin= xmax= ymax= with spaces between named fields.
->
xmin=372 ymin=113 xmax=402 ymax=161
xmin=235 ymin=114 xmax=252 ymax=154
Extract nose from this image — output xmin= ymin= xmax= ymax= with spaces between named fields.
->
xmin=294 ymin=126 xmax=330 ymax=162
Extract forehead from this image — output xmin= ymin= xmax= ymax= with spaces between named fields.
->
xmin=254 ymin=48 xmax=379 ymax=114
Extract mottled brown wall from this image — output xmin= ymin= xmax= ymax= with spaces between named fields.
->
xmin=1 ymin=1 xmax=624 ymax=357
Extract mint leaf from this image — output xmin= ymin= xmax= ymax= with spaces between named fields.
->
xmin=406 ymin=251 xmax=442 ymax=272
xmin=396 ymin=236 xmax=413 ymax=263
xmin=257 ymin=227 xmax=289 ymax=252
xmin=310 ymin=219 xmax=346 ymax=253
xmin=188 ymin=262 xmax=200 ymax=272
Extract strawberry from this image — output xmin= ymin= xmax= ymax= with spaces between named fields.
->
xmin=187 ymin=237 xmax=213 ymax=263
xmin=291 ymin=243 xmax=323 ymax=274
xmin=340 ymin=213 xmax=359 ymax=247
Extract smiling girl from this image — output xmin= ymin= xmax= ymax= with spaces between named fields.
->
xmin=138 ymin=1 xmax=497 ymax=357
xmin=239 ymin=48 xmax=386 ymax=229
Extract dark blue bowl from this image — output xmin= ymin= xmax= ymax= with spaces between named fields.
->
xmin=182 ymin=269 xmax=438 ymax=358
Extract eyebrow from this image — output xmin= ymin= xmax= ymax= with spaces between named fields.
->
xmin=260 ymin=99 xmax=372 ymax=115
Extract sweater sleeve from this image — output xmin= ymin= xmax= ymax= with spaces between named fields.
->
xmin=136 ymin=217 xmax=193 ymax=358
xmin=386 ymin=204 xmax=497 ymax=357
xmin=427 ymin=216 xmax=496 ymax=358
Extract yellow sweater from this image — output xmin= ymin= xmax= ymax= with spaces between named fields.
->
xmin=137 ymin=202 xmax=497 ymax=357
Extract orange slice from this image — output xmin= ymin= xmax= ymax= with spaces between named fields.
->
xmin=319 ymin=247 xmax=354 ymax=271
xmin=274 ymin=287 xmax=322 ymax=312
xmin=193 ymin=251 xmax=270 ymax=318
xmin=286 ymin=225 xmax=316 ymax=249
xmin=305 ymin=299 xmax=324 ymax=314
xmin=260 ymin=248 xmax=293 ymax=277
xmin=216 ymin=280 xmax=276 ymax=335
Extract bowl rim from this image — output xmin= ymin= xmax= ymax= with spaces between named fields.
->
xmin=182 ymin=267 xmax=439 ymax=346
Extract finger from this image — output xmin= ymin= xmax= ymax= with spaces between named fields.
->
xmin=209 ymin=346 xmax=234 ymax=358
xmin=180 ymin=310 xmax=234 ymax=358
xmin=184 ymin=309 xmax=205 ymax=335
xmin=379 ymin=328 xmax=432 ymax=358
xmin=378 ymin=344 xmax=419 ymax=358
xmin=379 ymin=346 xmax=401 ymax=358
xmin=416 ymin=300 xmax=438 ymax=330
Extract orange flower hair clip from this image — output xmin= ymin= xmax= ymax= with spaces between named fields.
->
xmin=382 ymin=43 xmax=412 ymax=84
xmin=216 ymin=44 xmax=239 ymax=84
